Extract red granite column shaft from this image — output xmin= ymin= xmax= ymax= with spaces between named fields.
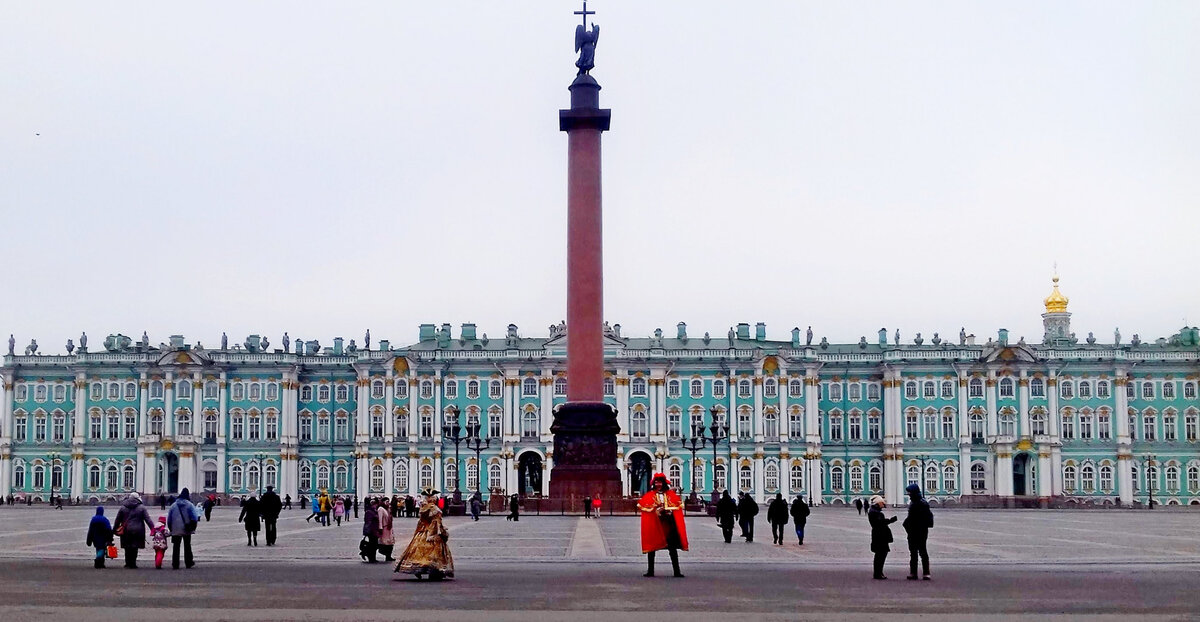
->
xmin=566 ymin=127 xmax=604 ymax=403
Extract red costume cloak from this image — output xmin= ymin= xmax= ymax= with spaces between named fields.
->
xmin=637 ymin=477 xmax=689 ymax=553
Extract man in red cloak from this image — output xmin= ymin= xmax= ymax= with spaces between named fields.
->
xmin=637 ymin=472 xmax=688 ymax=577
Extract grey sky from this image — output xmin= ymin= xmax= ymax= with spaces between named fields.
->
xmin=2 ymin=1 xmax=1197 ymax=352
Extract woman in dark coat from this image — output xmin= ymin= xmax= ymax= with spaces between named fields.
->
xmin=789 ymin=496 xmax=810 ymax=545
xmin=508 ymin=494 xmax=520 ymax=522
xmin=766 ymin=493 xmax=789 ymax=545
xmin=868 ymin=494 xmax=898 ymax=580
xmin=238 ymin=494 xmax=262 ymax=546
xmin=715 ymin=490 xmax=738 ymax=544
xmin=361 ymin=498 xmax=380 ymax=563
xmin=113 ymin=493 xmax=155 ymax=568
xmin=85 ymin=506 xmax=113 ymax=568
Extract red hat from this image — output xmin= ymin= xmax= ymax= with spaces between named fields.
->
xmin=652 ymin=472 xmax=670 ymax=485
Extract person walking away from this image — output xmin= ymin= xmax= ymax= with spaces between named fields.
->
xmin=902 ymin=483 xmax=934 ymax=581
xmin=767 ymin=493 xmax=789 ymax=545
xmin=592 ymin=493 xmax=602 ymax=519
xmin=637 ymin=473 xmax=688 ymax=578
xmin=508 ymin=494 xmax=520 ymax=522
xmin=333 ymin=498 xmax=345 ymax=526
xmin=737 ymin=492 xmax=759 ymax=542
xmin=114 ymin=492 xmax=155 ymax=568
xmin=202 ymin=495 xmax=214 ymax=522
xmin=261 ymin=486 xmax=282 ymax=546
xmin=353 ymin=496 xmax=359 ymax=519
xmin=715 ymin=490 xmax=738 ymax=544
xmin=284 ymin=494 xmax=292 ymax=510
xmin=166 ymin=488 xmax=200 ymax=569
xmin=469 ymin=492 xmax=482 ymax=521
xmin=151 ymin=516 xmax=169 ymax=569
xmin=583 ymin=492 xmax=592 ymax=519
xmin=405 ymin=495 xmax=416 ymax=519
xmin=239 ymin=493 xmax=262 ymax=546
xmin=319 ymin=491 xmax=331 ymax=526
xmin=854 ymin=497 xmax=863 ymax=516
xmin=378 ymin=497 xmax=396 ymax=562
xmin=395 ymin=489 xmax=454 ymax=581
xmin=307 ymin=494 xmax=320 ymax=523
xmin=790 ymin=496 xmax=810 ymax=545
xmin=361 ymin=498 xmax=381 ymax=563
xmin=85 ymin=506 xmax=113 ymax=569
xmin=868 ymin=495 xmax=897 ymax=580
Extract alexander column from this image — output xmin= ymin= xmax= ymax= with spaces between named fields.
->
xmin=549 ymin=2 xmax=623 ymax=501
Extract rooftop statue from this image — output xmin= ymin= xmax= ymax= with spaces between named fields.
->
xmin=25 ymin=339 xmax=37 ymax=356
xmin=806 ymin=326 xmax=813 ymax=346
xmin=80 ymin=332 xmax=87 ymax=349
xmin=66 ymin=339 xmax=74 ymax=355
xmin=7 ymin=334 xmax=13 ymax=356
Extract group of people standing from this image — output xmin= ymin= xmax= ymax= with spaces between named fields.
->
xmin=86 ymin=489 xmax=201 ymax=570
xmin=237 ymin=486 xmax=283 ymax=546
xmin=868 ymin=484 xmax=935 ymax=580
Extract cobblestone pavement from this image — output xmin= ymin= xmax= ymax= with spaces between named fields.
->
xmin=1 ymin=504 xmax=1198 ymax=566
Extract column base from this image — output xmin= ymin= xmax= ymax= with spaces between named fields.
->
xmin=548 ymin=401 xmax=623 ymax=499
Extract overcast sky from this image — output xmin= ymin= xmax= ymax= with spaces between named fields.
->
xmin=2 ymin=1 xmax=1197 ymax=353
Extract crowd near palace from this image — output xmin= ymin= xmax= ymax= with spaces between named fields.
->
xmin=2 ymin=277 xmax=1199 ymax=508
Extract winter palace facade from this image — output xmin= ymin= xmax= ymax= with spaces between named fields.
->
xmin=2 ymin=278 xmax=1199 ymax=507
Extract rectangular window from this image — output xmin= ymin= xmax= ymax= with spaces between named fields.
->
xmin=789 ymin=379 xmax=803 ymax=398
xmin=1144 ymin=415 xmax=1156 ymax=441
xmin=868 ymin=416 xmax=881 ymax=441
xmin=489 ymin=412 xmax=502 ymax=438
xmin=737 ymin=411 xmax=752 ymax=438
xmin=1097 ymin=382 xmax=1110 ymax=399
xmin=1061 ymin=416 xmax=1074 ymax=439
xmin=905 ymin=414 xmax=918 ymax=439
xmin=89 ymin=384 xmax=101 ymax=401
xmin=942 ymin=415 xmax=954 ymax=438
xmin=266 ymin=415 xmax=277 ymax=441
xmin=230 ymin=383 xmax=244 ymax=401
xmin=828 ymin=416 xmax=842 ymax=442
xmin=923 ymin=383 xmax=936 ymax=399
xmin=667 ymin=381 xmax=681 ymax=399
xmin=848 ymin=383 xmax=861 ymax=401
xmin=1163 ymin=383 xmax=1176 ymax=399
xmin=466 ymin=381 xmax=479 ymax=400
xmin=125 ymin=415 xmax=136 ymax=439
xmin=941 ymin=382 xmax=954 ymax=399
xmin=1078 ymin=382 xmax=1091 ymax=399
xmin=108 ymin=415 xmax=119 ymax=439
xmin=266 ymin=383 xmax=279 ymax=401
xmin=318 ymin=385 xmax=331 ymax=402
xmin=763 ymin=380 xmax=777 ymax=399
xmin=1184 ymin=383 xmax=1196 ymax=400
xmin=1098 ymin=414 xmax=1111 ymax=440
xmin=1143 ymin=382 xmax=1154 ymax=399
xmin=848 ymin=415 xmax=861 ymax=441
xmin=905 ymin=383 xmax=918 ymax=400
xmin=204 ymin=382 xmax=218 ymax=399
xmin=1031 ymin=379 xmax=1045 ymax=398
xmin=969 ymin=380 xmax=983 ymax=399
xmin=667 ymin=411 xmax=681 ymax=439
xmin=335 ymin=385 xmax=349 ymax=402
xmin=1164 ymin=415 xmax=1177 ymax=441
xmin=300 ymin=417 xmax=312 ymax=441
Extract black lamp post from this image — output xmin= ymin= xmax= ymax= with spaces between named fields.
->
xmin=47 ymin=451 xmax=60 ymax=506
xmin=1144 ymin=453 xmax=1157 ymax=510
xmin=254 ymin=451 xmax=269 ymax=495
xmin=696 ymin=406 xmax=730 ymax=497
xmin=442 ymin=406 xmax=466 ymax=502
xmin=465 ymin=421 xmax=491 ymax=499
xmin=677 ymin=427 xmax=707 ymax=503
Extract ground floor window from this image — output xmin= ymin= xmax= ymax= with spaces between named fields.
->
xmin=970 ymin=463 xmax=986 ymax=492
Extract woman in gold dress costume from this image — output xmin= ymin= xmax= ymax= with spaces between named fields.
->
xmin=394 ymin=488 xmax=454 ymax=580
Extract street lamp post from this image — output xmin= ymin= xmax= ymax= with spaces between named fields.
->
xmin=1144 ymin=453 xmax=1157 ymax=510
xmin=464 ymin=422 xmax=491 ymax=499
xmin=677 ymin=429 xmax=707 ymax=503
xmin=254 ymin=452 xmax=269 ymax=495
xmin=697 ymin=406 xmax=730 ymax=498
xmin=500 ymin=448 xmax=514 ymax=499
xmin=442 ymin=406 xmax=466 ymax=503
xmin=47 ymin=451 xmax=60 ymax=506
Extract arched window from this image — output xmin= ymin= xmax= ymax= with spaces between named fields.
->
xmin=869 ymin=463 xmax=883 ymax=492
xmin=714 ymin=464 xmax=727 ymax=491
xmin=923 ymin=381 xmax=936 ymax=399
xmin=971 ymin=463 xmax=986 ymax=492
xmin=764 ymin=378 xmax=778 ymax=399
xmin=122 ymin=464 xmax=135 ymax=490
xmin=738 ymin=379 xmax=752 ymax=398
xmin=969 ymin=378 xmax=984 ymax=398
xmin=150 ymin=412 xmax=164 ymax=436
xmin=522 ymin=410 xmax=539 ymax=438
xmin=1063 ymin=465 xmax=1077 ymax=492
xmin=523 ymin=377 xmax=539 ymax=397
xmin=941 ymin=381 xmax=955 ymax=399
xmin=299 ymin=463 xmax=312 ymax=491
xmin=666 ymin=379 xmax=680 ymax=398
xmin=848 ymin=464 xmax=863 ymax=492
xmin=395 ymin=462 xmax=409 ymax=492
xmin=631 ymin=377 xmax=647 ymax=397
xmin=1080 ymin=464 xmax=1095 ymax=492
xmin=712 ymin=379 xmax=727 ymax=399
xmin=419 ymin=464 xmax=434 ymax=490
xmin=13 ymin=462 xmax=26 ymax=490
xmin=488 ymin=464 xmax=501 ymax=491
xmin=230 ymin=464 xmax=243 ymax=490
xmin=467 ymin=462 xmax=479 ymax=491
xmin=443 ymin=379 xmax=458 ymax=400
xmin=943 ymin=464 xmax=957 ymax=493
xmin=847 ymin=382 xmax=860 ymax=401
xmin=906 ymin=464 xmax=920 ymax=486
xmin=265 ymin=463 xmax=277 ymax=489
xmin=176 ymin=411 xmax=192 ymax=436
xmin=1165 ymin=465 xmax=1180 ymax=493
xmin=764 ymin=462 xmax=779 ymax=492
xmin=1060 ymin=380 xmax=1075 ymax=399
xmin=738 ymin=465 xmax=753 ymax=492
xmin=335 ymin=385 xmax=349 ymax=402
xmin=1099 ymin=464 xmax=1114 ymax=492
xmin=445 ymin=462 xmax=458 ymax=492
xmin=317 ymin=464 xmax=331 ymax=490
xmin=630 ymin=410 xmax=648 ymax=439
xmin=924 ymin=464 xmax=939 ymax=493
xmin=690 ymin=379 xmax=704 ymax=397
xmin=466 ymin=380 xmax=480 ymax=400
xmin=177 ymin=380 xmax=192 ymax=399
xmin=334 ymin=464 xmax=349 ymax=491
xmin=1187 ymin=464 xmax=1200 ymax=493
xmin=692 ymin=461 xmax=705 ymax=492
xmin=829 ymin=464 xmax=844 ymax=492
xmin=246 ymin=463 xmax=260 ymax=491
xmin=150 ymin=380 xmax=164 ymax=399
xmin=371 ymin=464 xmax=384 ymax=492
xmin=88 ymin=464 xmax=101 ymax=489
xmin=789 ymin=464 xmax=803 ymax=492
xmin=1030 ymin=377 xmax=1045 ymax=397
xmin=669 ymin=463 xmax=683 ymax=489
xmin=230 ymin=411 xmax=244 ymax=440
xmin=763 ymin=411 xmax=779 ymax=439
xmin=603 ymin=377 xmax=615 ymax=396
xmin=106 ymin=464 xmax=119 ymax=490
xmin=999 ymin=378 xmax=1014 ymax=398
xmin=371 ymin=380 xmax=385 ymax=399
xmin=905 ymin=381 xmax=918 ymax=400
xmin=1078 ymin=381 xmax=1092 ymax=399
xmin=788 ymin=378 xmax=803 ymax=398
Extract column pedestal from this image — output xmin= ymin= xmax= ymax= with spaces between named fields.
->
xmin=548 ymin=402 xmax=623 ymax=499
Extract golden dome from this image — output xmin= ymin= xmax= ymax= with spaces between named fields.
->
xmin=1044 ymin=275 xmax=1069 ymax=314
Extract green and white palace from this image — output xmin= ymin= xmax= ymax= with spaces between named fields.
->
xmin=2 ymin=277 xmax=1199 ymax=507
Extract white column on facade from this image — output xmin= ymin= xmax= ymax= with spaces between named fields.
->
xmin=192 ymin=372 xmax=202 ymax=435
xmin=753 ymin=372 xmax=764 ymax=441
xmin=502 ymin=373 xmax=515 ymax=441
xmin=778 ymin=372 xmax=789 ymax=443
xmin=385 ymin=367 xmax=395 ymax=442
xmin=752 ymin=453 xmax=765 ymax=501
xmin=985 ymin=371 xmax=998 ymax=438
xmin=957 ymin=371 xmax=971 ymax=495
xmin=384 ymin=453 xmax=395 ymax=497
xmin=1037 ymin=448 xmax=1052 ymax=498
xmin=728 ymin=373 xmax=739 ymax=442
xmin=0 ymin=375 xmax=11 ymax=498
xmin=804 ymin=369 xmax=821 ymax=505
xmin=73 ymin=372 xmax=87 ymax=440
xmin=433 ymin=451 xmax=443 ymax=492
xmin=408 ymin=372 xmax=418 ymax=439
xmin=164 ymin=372 xmax=175 ymax=437
xmin=655 ymin=374 xmax=668 ymax=438
xmin=1114 ymin=370 xmax=1133 ymax=504
xmin=138 ymin=372 xmax=149 ymax=436
xmin=542 ymin=448 xmax=553 ymax=496
xmin=1047 ymin=372 xmax=1062 ymax=495
xmin=615 ymin=369 xmax=629 ymax=440
xmin=218 ymin=373 xmax=228 ymax=443
xmin=1018 ymin=370 xmax=1031 ymax=437
xmin=780 ymin=453 xmax=791 ymax=499
xmin=882 ymin=370 xmax=900 ymax=504
xmin=355 ymin=368 xmax=370 ymax=440
xmin=539 ymin=369 xmax=553 ymax=438
xmin=433 ymin=371 xmax=443 ymax=444
xmin=408 ymin=454 xmax=419 ymax=495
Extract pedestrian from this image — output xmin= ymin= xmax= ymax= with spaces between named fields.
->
xmin=715 ymin=490 xmax=738 ymax=543
xmin=261 ymin=485 xmax=282 ymax=546
xmin=363 ymin=498 xmax=382 ymax=562
xmin=868 ymin=495 xmax=897 ymax=580
xmin=902 ymin=483 xmax=934 ymax=581
xmin=319 ymin=490 xmax=331 ymax=526
xmin=737 ymin=492 xmax=759 ymax=542
xmin=284 ymin=494 xmax=292 ymax=510
xmin=378 ymin=497 xmax=396 ymax=562
xmin=790 ymin=496 xmax=810 ymax=545
xmin=333 ymin=497 xmax=345 ymax=526
xmin=469 ymin=492 xmax=482 ymax=521
xmin=854 ymin=497 xmax=863 ymax=515
xmin=239 ymin=493 xmax=262 ymax=546
xmin=113 ymin=492 xmax=155 ymax=568
xmin=306 ymin=494 xmax=320 ymax=523
xmin=637 ymin=472 xmax=688 ymax=578
xmin=767 ymin=493 xmax=789 ymax=545
xmin=592 ymin=493 xmax=602 ymax=519
xmin=583 ymin=492 xmax=592 ymax=519
xmin=85 ymin=506 xmax=113 ymax=569
xmin=353 ymin=496 xmax=359 ymax=519
xmin=166 ymin=488 xmax=200 ymax=569
xmin=395 ymin=488 xmax=454 ymax=581
xmin=405 ymin=495 xmax=416 ymax=519
xmin=202 ymin=495 xmax=214 ymax=522
xmin=507 ymin=494 xmax=519 ymax=521
xmin=151 ymin=516 xmax=169 ymax=569
xmin=159 ymin=494 xmax=167 ymax=511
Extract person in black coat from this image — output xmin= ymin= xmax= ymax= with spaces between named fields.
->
xmin=714 ymin=490 xmax=738 ymax=543
xmin=260 ymin=486 xmax=283 ymax=546
xmin=789 ymin=497 xmax=810 ymax=545
xmin=238 ymin=494 xmax=262 ymax=546
xmin=766 ymin=493 xmax=789 ymax=545
xmin=854 ymin=497 xmax=864 ymax=515
xmin=361 ymin=498 xmax=380 ymax=563
xmin=508 ymin=494 xmax=520 ymax=521
xmin=405 ymin=495 xmax=417 ymax=518
xmin=736 ymin=493 xmax=759 ymax=542
xmin=902 ymin=483 xmax=934 ymax=580
xmin=868 ymin=495 xmax=897 ymax=580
